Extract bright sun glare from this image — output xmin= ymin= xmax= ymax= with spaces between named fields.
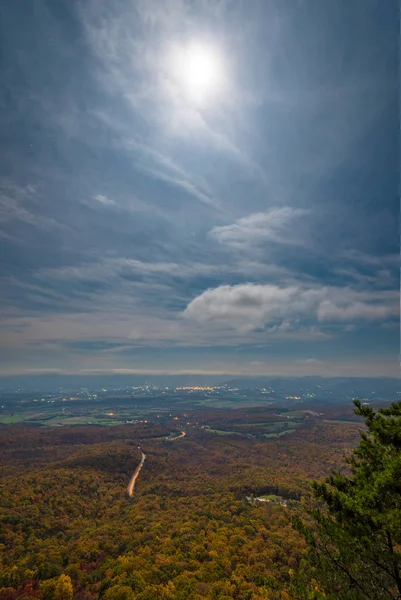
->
xmin=170 ymin=43 xmax=224 ymax=105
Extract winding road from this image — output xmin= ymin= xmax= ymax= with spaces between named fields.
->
xmin=167 ymin=430 xmax=186 ymax=441
xmin=127 ymin=431 xmax=186 ymax=496
xmin=127 ymin=451 xmax=146 ymax=497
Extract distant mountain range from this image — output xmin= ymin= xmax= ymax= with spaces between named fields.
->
xmin=0 ymin=373 xmax=399 ymax=395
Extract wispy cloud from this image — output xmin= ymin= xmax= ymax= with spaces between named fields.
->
xmin=317 ymin=300 xmax=397 ymax=323
xmin=342 ymin=249 xmax=399 ymax=268
xmin=37 ymin=257 xmax=224 ymax=284
xmin=0 ymin=180 xmax=64 ymax=233
xmin=94 ymin=193 xmax=115 ymax=206
xmin=91 ymin=112 xmax=222 ymax=212
xmin=210 ymin=207 xmax=310 ymax=247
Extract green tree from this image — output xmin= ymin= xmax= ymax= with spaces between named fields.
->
xmin=293 ymin=400 xmax=401 ymax=600
xmin=40 ymin=574 xmax=73 ymax=600
xmin=103 ymin=585 xmax=136 ymax=600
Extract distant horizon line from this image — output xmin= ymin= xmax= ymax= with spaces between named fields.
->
xmin=0 ymin=370 xmax=399 ymax=380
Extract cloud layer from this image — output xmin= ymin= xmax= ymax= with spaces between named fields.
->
xmin=0 ymin=0 xmax=398 ymax=376
xmin=184 ymin=283 xmax=399 ymax=332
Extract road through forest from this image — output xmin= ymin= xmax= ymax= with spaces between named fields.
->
xmin=127 ymin=451 xmax=146 ymax=497
xmin=127 ymin=431 xmax=186 ymax=496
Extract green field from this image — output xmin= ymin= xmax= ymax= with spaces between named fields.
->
xmin=322 ymin=419 xmax=360 ymax=425
xmin=197 ymin=398 xmax=274 ymax=409
xmin=0 ymin=411 xmax=147 ymax=427
xmin=207 ymin=429 xmax=249 ymax=437
xmin=263 ymin=429 xmax=296 ymax=438
xmin=240 ymin=420 xmax=298 ymax=427
xmin=257 ymin=494 xmax=285 ymax=502
xmin=0 ymin=413 xmax=33 ymax=424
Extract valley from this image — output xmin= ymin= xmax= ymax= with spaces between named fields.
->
xmin=0 ymin=394 xmax=367 ymax=600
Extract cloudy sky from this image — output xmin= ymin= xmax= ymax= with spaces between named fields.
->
xmin=0 ymin=0 xmax=398 ymax=377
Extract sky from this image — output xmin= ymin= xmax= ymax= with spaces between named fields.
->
xmin=0 ymin=0 xmax=399 ymax=378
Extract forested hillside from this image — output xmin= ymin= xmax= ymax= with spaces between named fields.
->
xmin=0 ymin=418 xmax=363 ymax=599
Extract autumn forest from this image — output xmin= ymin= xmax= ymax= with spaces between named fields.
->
xmin=0 ymin=401 xmax=368 ymax=600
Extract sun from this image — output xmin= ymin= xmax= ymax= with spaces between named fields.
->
xmin=182 ymin=45 xmax=220 ymax=100
xmin=170 ymin=42 xmax=225 ymax=105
